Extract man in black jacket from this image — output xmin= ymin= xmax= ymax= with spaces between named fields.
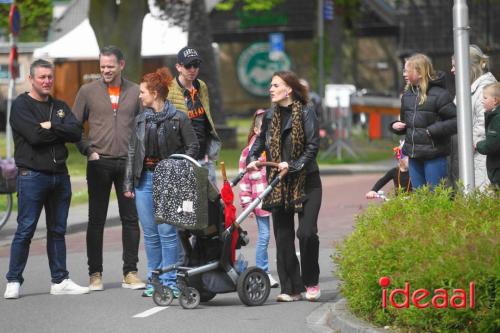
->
xmin=4 ymin=59 xmax=89 ymax=299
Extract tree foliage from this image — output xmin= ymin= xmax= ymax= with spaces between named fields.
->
xmin=215 ymin=0 xmax=283 ymax=11
xmin=333 ymin=0 xmax=361 ymax=30
xmin=151 ymin=0 xmax=190 ymax=29
xmin=0 ymin=0 xmax=53 ymax=42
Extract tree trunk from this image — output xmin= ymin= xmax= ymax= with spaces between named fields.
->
xmin=188 ymin=0 xmax=226 ymax=125
xmin=89 ymin=0 xmax=148 ymax=83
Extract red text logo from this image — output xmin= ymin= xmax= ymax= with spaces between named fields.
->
xmin=379 ymin=276 xmax=475 ymax=309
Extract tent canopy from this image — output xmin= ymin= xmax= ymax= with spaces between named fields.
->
xmin=33 ymin=14 xmax=187 ymax=60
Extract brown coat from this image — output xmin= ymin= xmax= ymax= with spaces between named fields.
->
xmin=73 ymin=78 xmax=141 ymax=158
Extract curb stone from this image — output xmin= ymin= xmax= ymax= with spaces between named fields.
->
xmin=307 ymin=302 xmax=335 ymax=332
xmin=328 ymin=298 xmax=393 ymax=333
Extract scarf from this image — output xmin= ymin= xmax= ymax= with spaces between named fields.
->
xmin=263 ymin=100 xmax=307 ymax=212
xmin=144 ymin=101 xmax=177 ymax=157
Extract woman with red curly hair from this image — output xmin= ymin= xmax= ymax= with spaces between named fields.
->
xmin=123 ymin=67 xmax=198 ymax=297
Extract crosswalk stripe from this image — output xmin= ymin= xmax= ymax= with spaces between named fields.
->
xmin=133 ymin=306 xmax=168 ymax=318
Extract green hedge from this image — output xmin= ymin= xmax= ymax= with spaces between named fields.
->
xmin=334 ymin=186 xmax=499 ymax=332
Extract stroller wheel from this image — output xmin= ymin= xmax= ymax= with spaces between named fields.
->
xmin=153 ymin=286 xmax=174 ymax=307
xmin=179 ymin=287 xmax=200 ymax=309
xmin=237 ymin=266 xmax=270 ymax=306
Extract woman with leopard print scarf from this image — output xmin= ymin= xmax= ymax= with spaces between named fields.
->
xmin=247 ymin=71 xmax=322 ymax=303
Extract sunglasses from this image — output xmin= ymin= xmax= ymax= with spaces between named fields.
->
xmin=184 ymin=62 xmax=200 ymax=69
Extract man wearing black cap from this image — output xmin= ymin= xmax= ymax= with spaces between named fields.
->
xmin=168 ymin=46 xmax=221 ymax=184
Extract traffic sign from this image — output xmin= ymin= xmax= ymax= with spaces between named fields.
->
xmin=325 ymin=84 xmax=356 ymax=108
xmin=9 ymin=4 xmax=21 ymax=36
xmin=324 ymin=0 xmax=334 ymax=21
xmin=269 ymin=32 xmax=285 ymax=61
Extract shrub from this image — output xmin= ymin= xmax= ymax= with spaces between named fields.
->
xmin=334 ymin=186 xmax=499 ymax=332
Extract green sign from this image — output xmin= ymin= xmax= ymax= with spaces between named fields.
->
xmin=236 ymin=43 xmax=291 ymax=97
xmin=237 ymin=10 xmax=287 ymax=29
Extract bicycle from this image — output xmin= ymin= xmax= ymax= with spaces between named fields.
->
xmin=0 ymin=192 xmax=13 ymax=231
xmin=0 ymin=158 xmax=16 ymax=232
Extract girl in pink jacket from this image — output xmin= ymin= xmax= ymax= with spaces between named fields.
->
xmin=238 ymin=109 xmax=278 ymax=288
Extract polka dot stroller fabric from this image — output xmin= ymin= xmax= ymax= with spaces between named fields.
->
xmin=153 ymin=157 xmax=209 ymax=230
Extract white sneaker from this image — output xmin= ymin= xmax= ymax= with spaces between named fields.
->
xmin=4 ymin=282 xmax=20 ymax=299
xmin=276 ymin=293 xmax=301 ymax=302
xmin=50 ymin=279 xmax=90 ymax=295
xmin=267 ymin=274 xmax=279 ymax=288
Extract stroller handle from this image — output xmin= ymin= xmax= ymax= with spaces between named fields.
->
xmin=230 ymin=161 xmax=288 ymax=186
xmin=255 ymin=161 xmax=288 ymax=178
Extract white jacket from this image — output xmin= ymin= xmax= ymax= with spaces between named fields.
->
xmin=471 ymin=72 xmax=497 ymax=189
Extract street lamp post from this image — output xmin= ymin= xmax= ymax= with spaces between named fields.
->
xmin=453 ymin=0 xmax=475 ymax=191
xmin=317 ymin=0 xmax=324 ymax=98
xmin=6 ymin=0 xmax=20 ymax=159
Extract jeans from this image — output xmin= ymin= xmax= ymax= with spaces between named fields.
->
xmin=255 ymin=215 xmax=270 ymax=273
xmin=6 ymin=170 xmax=71 ymax=284
xmin=272 ymin=172 xmax=322 ymax=295
xmin=135 ymin=171 xmax=178 ymax=287
xmin=86 ymin=158 xmax=140 ymax=276
xmin=409 ymin=156 xmax=448 ymax=189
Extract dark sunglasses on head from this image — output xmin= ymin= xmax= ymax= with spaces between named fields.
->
xmin=184 ymin=62 xmax=200 ymax=69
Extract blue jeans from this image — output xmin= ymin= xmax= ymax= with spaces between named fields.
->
xmin=135 ymin=172 xmax=178 ymax=287
xmin=6 ymin=170 xmax=71 ymax=284
xmin=409 ymin=156 xmax=448 ymax=189
xmin=255 ymin=215 xmax=270 ymax=273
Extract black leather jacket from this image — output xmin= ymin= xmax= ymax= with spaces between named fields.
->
xmin=123 ymin=106 xmax=199 ymax=192
xmin=390 ymin=71 xmax=457 ymax=159
xmin=248 ymin=103 xmax=320 ymax=174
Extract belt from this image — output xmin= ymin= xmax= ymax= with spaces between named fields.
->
xmin=18 ymin=167 xmax=67 ymax=176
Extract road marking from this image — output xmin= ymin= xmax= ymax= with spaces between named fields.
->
xmin=133 ymin=306 xmax=168 ymax=318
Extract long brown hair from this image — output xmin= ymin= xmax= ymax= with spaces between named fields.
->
xmin=273 ymin=70 xmax=309 ymax=105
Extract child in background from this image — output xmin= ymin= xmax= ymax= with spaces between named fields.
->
xmin=238 ymin=109 xmax=279 ymax=288
xmin=475 ymin=82 xmax=500 ymax=187
xmin=366 ymin=144 xmax=412 ymax=199
xmin=390 ymin=53 xmax=457 ymax=189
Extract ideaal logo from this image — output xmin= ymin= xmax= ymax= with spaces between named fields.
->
xmin=379 ymin=276 xmax=475 ymax=309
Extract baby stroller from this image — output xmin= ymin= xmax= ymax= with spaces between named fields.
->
xmin=150 ymin=154 xmax=287 ymax=309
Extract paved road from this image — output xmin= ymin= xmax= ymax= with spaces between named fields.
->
xmin=0 ymin=173 xmax=386 ymax=333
